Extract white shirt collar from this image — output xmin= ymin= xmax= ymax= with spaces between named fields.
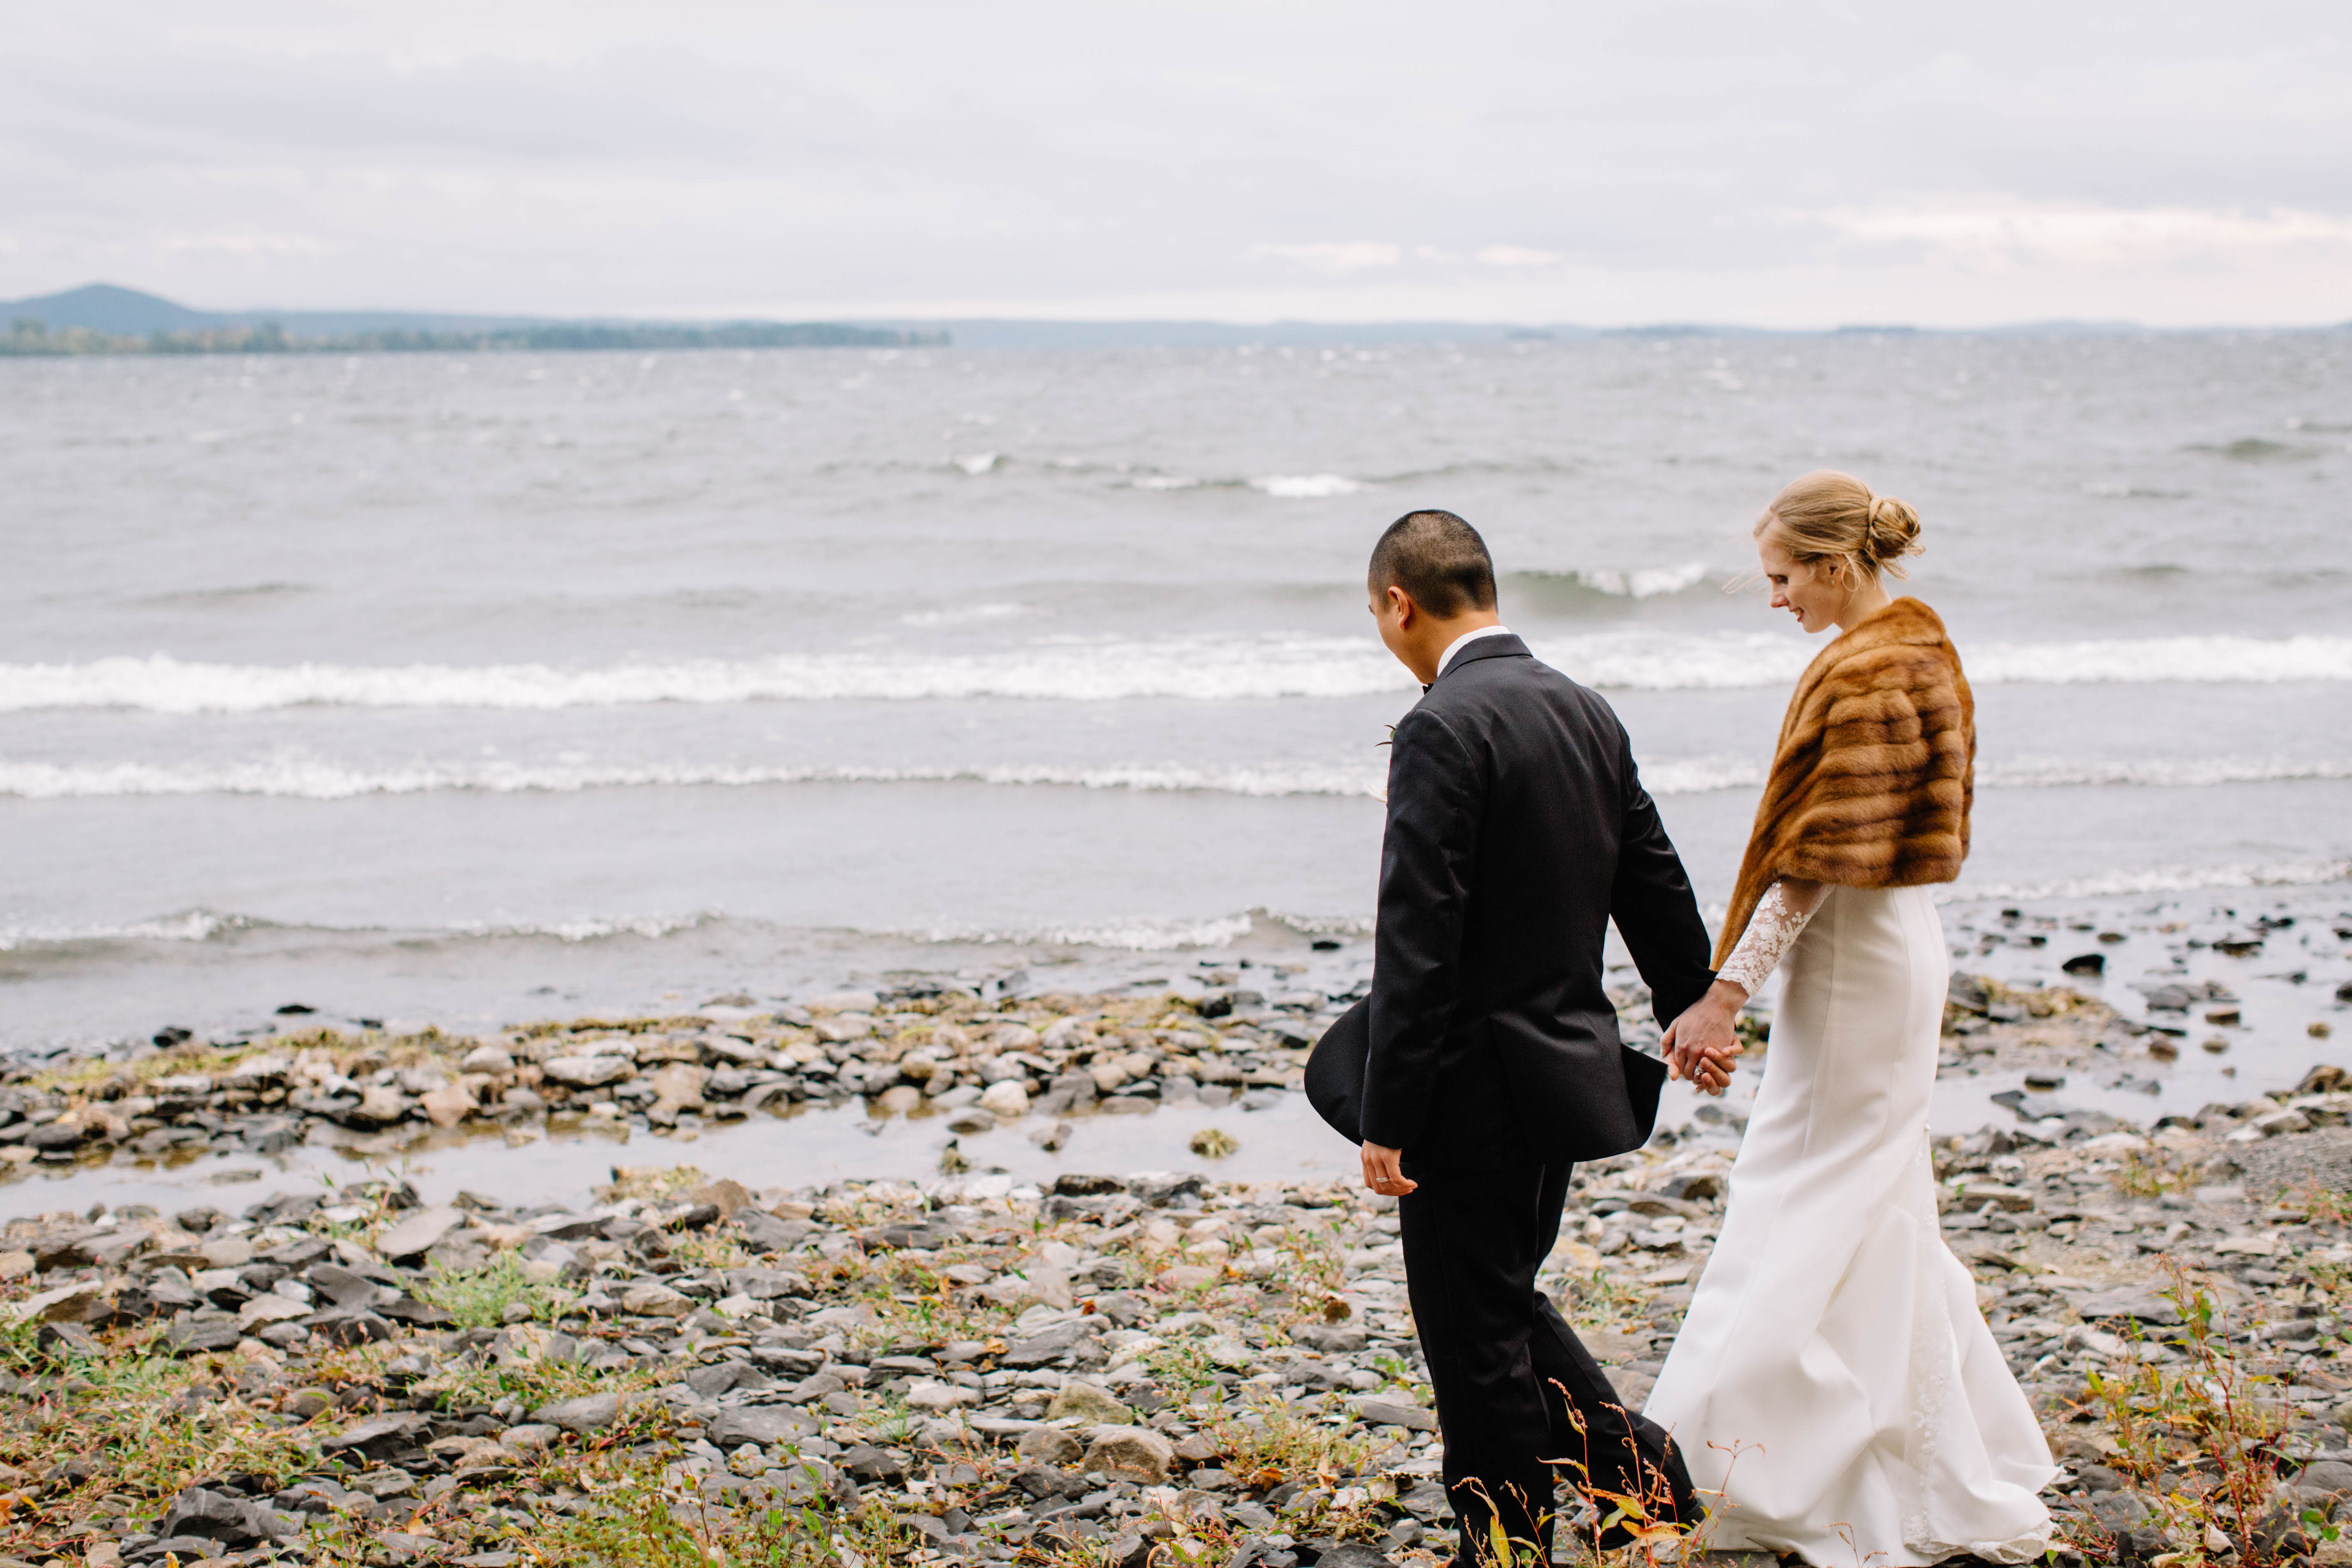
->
xmin=1435 ymin=623 xmax=1512 ymax=678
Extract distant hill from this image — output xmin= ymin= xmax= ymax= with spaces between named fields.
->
xmin=4 ymin=283 xmax=226 ymax=334
xmin=0 ymin=283 xmax=941 ymax=355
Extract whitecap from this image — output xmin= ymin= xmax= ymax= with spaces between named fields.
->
xmin=900 ymin=603 xmax=1026 ymax=627
xmin=1574 ymin=562 xmax=1710 ymax=599
xmin=1940 ymin=857 xmax=2352 ymax=903
xmin=1249 ymin=474 xmax=1364 ymax=499
xmin=0 ymin=756 xmax=1394 ymax=802
xmin=8 ymin=631 xmax=2350 ymax=716
xmin=0 ymin=908 xmax=244 ymax=952
xmin=954 ymin=453 xmax=1000 ymax=476
xmin=1979 ymin=757 xmax=2352 ymax=789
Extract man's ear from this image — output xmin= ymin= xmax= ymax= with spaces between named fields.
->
xmin=1387 ymin=584 xmax=1415 ymax=628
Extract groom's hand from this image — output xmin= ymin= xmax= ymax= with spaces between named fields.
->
xmin=1664 ymin=982 xmax=1748 ymax=1096
xmin=1361 ymin=1142 xmax=1418 ymax=1197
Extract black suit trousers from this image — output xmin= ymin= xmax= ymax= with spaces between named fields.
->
xmin=1398 ymin=1158 xmax=1694 ymax=1563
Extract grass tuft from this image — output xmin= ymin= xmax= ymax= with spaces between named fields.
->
xmin=416 ymin=1251 xmax=579 ymax=1330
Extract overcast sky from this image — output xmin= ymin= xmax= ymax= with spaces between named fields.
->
xmin=4 ymin=1 xmax=2347 ymax=326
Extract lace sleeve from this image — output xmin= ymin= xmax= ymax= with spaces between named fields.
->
xmin=1717 ymin=880 xmax=1820 ymax=998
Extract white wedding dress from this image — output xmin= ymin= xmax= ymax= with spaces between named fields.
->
xmin=1644 ymin=884 xmax=2056 ymax=1565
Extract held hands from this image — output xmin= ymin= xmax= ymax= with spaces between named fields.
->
xmin=1662 ymin=979 xmax=1750 ymax=1096
xmin=1361 ymin=1141 xmax=1417 ymax=1197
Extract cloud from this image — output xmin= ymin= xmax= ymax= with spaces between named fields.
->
xmin=0 ymin=1 xmax=2346 ymax=324
xmin=1250 ymin=242 xmax=1403 ymax=273
xmin=162 ymin=231 xmax=326 ymax=256
xmin=1814 ymin=202 xmax=2352 ymax=265
xmin=1475 ymin=246 xmax=1560 ymax=267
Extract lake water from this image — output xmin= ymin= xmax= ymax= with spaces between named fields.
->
xmin=5 ymin=331 xmax=2350 ymax=1052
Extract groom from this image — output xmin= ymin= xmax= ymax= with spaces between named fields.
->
xmin=1306 ymin=510 xmax=1720 ymax=1563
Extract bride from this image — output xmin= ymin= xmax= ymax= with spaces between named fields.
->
xmin=1645 ymin=471 xmax=2055 ymax=1563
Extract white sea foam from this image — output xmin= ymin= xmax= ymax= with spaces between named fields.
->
xmin=1942 ymin=857 xmax=2352 ymax=904
xmin=1964 ymin=635 xmax=2352 ymax=685
xmin=1249 ymin=474 xmax=1364 ymax=498
xmin=1572 ymin=562 xmax=1710 ymax=599
xmin=903 ymin=907 xmax=1373 ymax=950
xmin=0 ymin=903 xmax=1359 ymax=957
xmin=1982 ymin=757 xmax=2352 ymax=788
xmin=0 ymin=644 xmax=1408 ymax=711
xmin=1128 ymin=475 xmax=1201 ymax=491
xmin=0 ymin=909 xmax=245 ymax=952
xmin=7 ymin=632 xmax=2350 ymax=715
xmin=0 ymin=757 xmax=1393 ymax=801
xmin=910 ymin=913 xmax=1261 ymax=950
xmin=9 ymin=751 xmax=2346 ymax=804
xmin=0 ymin=906 xmax=718 ymax=954
xmin=954 ymin=452 xmax=1000 ymax=475
xmin=899 ymin=603 xmax=1024 ymax=627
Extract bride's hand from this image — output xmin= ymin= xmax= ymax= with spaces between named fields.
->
xmin=1668 ymin=985 xmax=1747 ymax=1096
xmin=1662 ymin=1019 xmax=1732 ymax=1095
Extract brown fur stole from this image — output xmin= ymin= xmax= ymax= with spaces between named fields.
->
xmin=1713 ymin=597 xmax=1975 ymax=968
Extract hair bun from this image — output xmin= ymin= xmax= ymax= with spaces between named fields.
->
xmin=1861 ymin=492 xmax=1923 ymax=566
xmin=1756 ymin=469 xmax=1925 ymax=580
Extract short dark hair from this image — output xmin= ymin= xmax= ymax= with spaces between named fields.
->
xmin=1368 ymin=509 xmax=1496 ymax=617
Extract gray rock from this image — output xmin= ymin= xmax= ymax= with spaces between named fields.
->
xmin=1046 ymin=1380 xmax=1132 ymax=1424
xmin=2302 ymin=1460 xmax=2352 ymax=1496
xmin=1002 ymin=1317 xmax=1102 ymax=1367
xmin=1082 ymin=1425 xmax=1176 ymax=1484
xmin=1397 ymin=1482 xmax=1449 ymax=1520
xmin=707 ymin=1406 xmax=822 ymax=1449
xmin=535 ymin=1392 xmax=633 ymax=1433
xmin=684 ymin=1360 xmax=768 ymax=1397
xmin=543 ymin=1055 xmax=636 ymax=1087
xmin=785 ymin=1370 xmax=849 ymax=1403
xmin=1316 ymin=1548 xmax=1399 ymax=1568
xmin=303 ymin=1262 xmax=384 ymax=1308
xmin=158 ymin=1487 xmax=295 ymax=1545
xmin=1014 ymin=1463 xmax=1090 ymax=1500
xmin=2073 ymin=1288 xmax=2183 ymax=1327
xmin=723 ymin=1266 xmax=810 ymax=1299
xmin=319 ymin=1413 xmax=430 ymax=1460
xmin=375 ymin=1205 xmax=465 ymax=1263
xmin=1016 ymin=1427 xmax=1085 ymax=1465
xmin=735 ymin=1211 xmax=811 ymax=1253
xmin=1349 ymin=1397 xmax=1437 ymax=1432
xmin=2088 ymin=1491 xmax=2154 ymax=1531
xmin=839 ymin=1443 xmax=907 ymax=1484
xmin=748 ymin=1343 xmax=826 ymax=1375
xmin=305 ymin=1309 xmax=395 ymax=1346
xmin=163 ymin=1319 xmax=245 ymax=1356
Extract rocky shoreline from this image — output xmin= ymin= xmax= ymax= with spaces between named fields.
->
xmin=10 ymin=1037 xmax=2352 ymax=1564
xmin=3 ymin=895 xmax=2352 ymax=1567
xmin=0 ymin=973 xmax=1342 ymax=1177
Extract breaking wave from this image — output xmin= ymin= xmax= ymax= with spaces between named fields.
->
xmin=5 ymin=753 xmax=2347 ymax=804
xmin=10 ymin=632 xmax=2351 ymax=714
xmin=1941 ymin=857 xmax=2352 ymax=904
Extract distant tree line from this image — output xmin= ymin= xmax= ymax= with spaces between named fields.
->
xmin=0 ymin=317 xmax=946 ymax=357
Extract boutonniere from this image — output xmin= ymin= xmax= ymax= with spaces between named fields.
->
xmin=1372 ymin=723 xmax=1394 ymax=803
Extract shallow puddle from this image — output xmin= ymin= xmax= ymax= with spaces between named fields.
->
xmin=0 ymin=1086 xmax=1371 ymax=1220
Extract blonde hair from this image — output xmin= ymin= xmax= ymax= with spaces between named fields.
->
xmin=1754 ymin=469 xmax=1923 ymax=582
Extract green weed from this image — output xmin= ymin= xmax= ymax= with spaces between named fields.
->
xmin=418 ymin=1251 xmax=579 ymax=1329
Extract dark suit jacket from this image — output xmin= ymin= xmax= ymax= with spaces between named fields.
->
xmin=1323 ymin=633 xmax=1714 ymax=1167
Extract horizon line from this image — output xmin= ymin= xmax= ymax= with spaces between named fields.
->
xmin=7 ymin=280 xmax=2350 ymax=337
